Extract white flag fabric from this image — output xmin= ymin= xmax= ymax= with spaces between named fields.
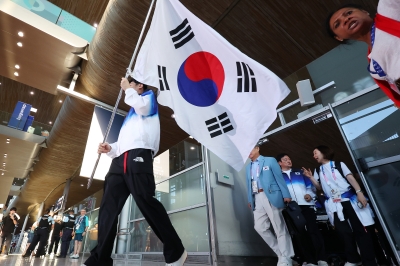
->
xmin=133 ymin=0 xmax=290 ymax=171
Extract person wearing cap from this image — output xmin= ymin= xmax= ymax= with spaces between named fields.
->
xmin=246 ymin=144 xmax=294 ymax=266
xmin=57 ymin=209 xmax=76 ymax=258
xmin=84 ymin=77 xmax=186 ymax=266
xmin=23 ymin=208 xmax=53 ymax=258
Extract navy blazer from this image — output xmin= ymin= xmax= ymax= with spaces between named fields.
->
xmin=246 ymin=155 xmax=291 ymax=210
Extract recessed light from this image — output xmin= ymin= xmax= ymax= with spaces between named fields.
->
xmin=190 ymin=147 xmax=195 ymax=150
xmin=31 ymin=108 xmax=37 ymax=113
xmin=17 ymin=42 xmax=22 ymax=47
xmin=15 ymin=65 xmax=20 ymax=69
xmin=6 ymin=139 xmax=10 ymax=141
xmin=171 ymin=114 xmax=175 ymax=118
xmin=30 ymin=91 xmax=34 ymax=95
xmin=18 ymin=32 xmax=24 ymax=37
xmin=59 ymin=100 xmax=62 ymax=103
xmin=80 ymin=184 xmax=84 ymax=187
xmin=14 ymin=72 xmax=19 ymax=76
xmin=49 ymin=121 xmax=52 ymax=124
xmin=94 ymin=23 xmax=98 ymax=28
xmin=1 ymin=173 xmax=4 ymax=176
xmin=6 ymin=142 xmax=10 ymax=144
xmin=189 ymin=136 xmax=193 ymax=139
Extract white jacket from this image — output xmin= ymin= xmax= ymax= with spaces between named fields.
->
xmin=107 ymin=89 xmax=160 ymax=158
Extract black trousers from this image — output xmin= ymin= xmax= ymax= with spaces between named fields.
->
xmin=26 ymin=228 xmax=49 ymax=257
xmin=60 ymin=228 xmax=73 ymax=257
xmin=333 ymin=201 xmax=377 ymax=266
xmin=292 ymin=206 xmax=327 ymax=264
xmin=48 ymin=234 xmax=60 ymax=254
xmin=85 ymin=149 xmax=184 ymax=266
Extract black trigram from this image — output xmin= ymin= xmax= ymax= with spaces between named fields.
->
xmin=169 ymin=18 xmax=195 ymax=49
xmin=205 ymin=112 xmax=234 ymax=138
xmin=158 ymin=65 xmax=170 ymax=91
xmin=236 ymin=62 xmax=257 ymax=92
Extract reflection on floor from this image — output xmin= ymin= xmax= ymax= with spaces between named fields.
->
xmin=0 ymin=253 xmax=278 ymax=265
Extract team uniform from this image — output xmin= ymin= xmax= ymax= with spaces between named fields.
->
xmin=23 ymin=214 xmax=52 ymax=257
xmin=58 ymin=213 xmax=76 ymax=258
xmin=84 ymin=88 xmax=185 ymax=266
xmin=314 ymin=161 xmax=376 ymax=266
xmin=368 ymin=0 xmax=400 ymax=106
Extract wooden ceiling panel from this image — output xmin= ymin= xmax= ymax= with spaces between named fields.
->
xmin=0 ymin=76 xmax=66 ymax=126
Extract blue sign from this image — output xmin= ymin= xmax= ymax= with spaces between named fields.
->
xmin=8 ymin=101 xmax=32 ymax=130
xmin=23 ymin=115 xmax=35 ymax=131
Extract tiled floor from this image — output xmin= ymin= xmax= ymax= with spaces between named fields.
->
xmin=0 ymin=253 xmax=278 ymax=266
xmin=0 ymin=254 xmax=210 ymax=266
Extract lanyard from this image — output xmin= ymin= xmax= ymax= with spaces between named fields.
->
xmin=320 ymin=161 xmax=337 ymax=185
xmin=251 ymin=162 xmax=259 ymax=180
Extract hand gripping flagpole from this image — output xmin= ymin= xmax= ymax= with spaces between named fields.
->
xmin=87 ymin=0 xmax=157 ymax=189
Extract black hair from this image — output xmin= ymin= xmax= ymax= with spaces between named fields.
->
xmin=314 ymin=145 xmax=335 ymax=160
xmin=275 ymin=153 xmax=289 ymax=163
xmin=68 ymin=209 xmax=74 ymax=212
xmin=127 ymin=76 xmax=148 ymax=91
xmin=45 ymin=208 xmax=51 ymax=214
xmin=10 ymin=207 xmax=17 ymax=211
xmin=325 ymin=3 xmax=366 ymax=44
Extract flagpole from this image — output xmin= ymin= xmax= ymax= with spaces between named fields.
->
xmin=88 ymin=0 xmax=157 ymax=189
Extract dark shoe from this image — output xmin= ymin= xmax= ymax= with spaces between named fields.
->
xmin=56 ymin=255 xmax=66 ymax=258
xmin=22 ymin=253 xmax=31 ymax=258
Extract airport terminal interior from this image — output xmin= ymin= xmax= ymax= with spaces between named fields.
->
xmin=0 ymin=0 xmax=399 ymax=265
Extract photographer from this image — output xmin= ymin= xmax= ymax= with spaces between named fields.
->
xmin=0 ymin=207 xmax=19 ymax=256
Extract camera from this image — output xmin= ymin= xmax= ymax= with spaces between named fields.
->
xmin=357 ymin=201 xmax=364 ymax=209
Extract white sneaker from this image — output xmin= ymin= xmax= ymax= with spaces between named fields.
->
xmin=317 ymin=261 xmax=329 ymax=266
xmin=73 ymin=254 xmax=80 ymax=259
xmin=166 ymin=250 xmax=187 ymax=266
xmin=304 ymin=264 xmax=317 ymax=266
xmin=344 ymin=262 xmax=362 ymax=266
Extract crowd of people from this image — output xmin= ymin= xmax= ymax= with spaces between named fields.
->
xmin=246 ymin=144 xmax=397 ymax=266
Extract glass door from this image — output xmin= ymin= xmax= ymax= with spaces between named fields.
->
xmin=332 ymin=88 xmax=400 ymax=262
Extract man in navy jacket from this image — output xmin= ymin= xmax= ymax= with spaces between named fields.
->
xmin=246 ymin=145 xmax=294 ymax=266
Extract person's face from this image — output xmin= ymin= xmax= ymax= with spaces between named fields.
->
xmin=278 ymin=155 xmax=292 ymax=169
xmin=313 ymin=149 xmax=324 ymax=164
xmin=69 ymin=211 xmax=74 ymax=216
xmin=9 ymin=210 xmax=15 ymax=215
xmin=80 ymin=210 xmax=86 ymax=216
xmin=95 ymin=224 xmax=98 ymax=228
xmin=329 ymin=7 xmax=372 ymax=42
xmin=129 ymin=81 xmax=144 ymax=95
xmin=249 ymin=146 xmax=260 ymax=160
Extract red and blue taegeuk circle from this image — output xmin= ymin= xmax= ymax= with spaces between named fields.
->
xmin=177 ymin=52 xmax=225 ymax=107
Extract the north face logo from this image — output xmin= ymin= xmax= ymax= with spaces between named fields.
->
xmin=133 ymin=157 xmax=144 ymax=162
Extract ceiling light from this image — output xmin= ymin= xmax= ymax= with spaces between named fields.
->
xmin=94 ymin=23 xmax=98 ymax=28
xmin=31 ymin=108 xmax=37 ymax=113
xmin=80 ymin=184 xmax=84 ymax=187
xmin=1 ymin=173 xmax=4 ymax=176
xmin=30 ymin=91 xmax=34 ymax=95
xmin=6 ymin=139 xmax=10 ymax=141
xmin=6 ymin=142 xmax=9 ymax=144
xmin=190 ymin=147 xmax=195 ymax=150
xmin=14 ymin=72 xmax=19 ymax=76
xmin=17 ymin=42 xmax=22 ymax=47
xmin=15 ymin=65 xmax=20 ymax=69
xmin=189 ymin=136 xmax=193 ymax=139
xmin=18 ymin=32 xmax=24 ymax=37
xmin=59 ymin=100 xmax=62 ymax=103
xmin=49 ymin=121 xmax=52 ymax=124
xmin=171 ymin=114 xmax=175 ymax=118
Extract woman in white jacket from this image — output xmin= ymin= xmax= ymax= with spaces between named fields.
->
xmin=303 ymin=145 xmax=376 ymax=266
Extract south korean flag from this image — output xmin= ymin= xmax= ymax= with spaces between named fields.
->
xmin=133 ymin=0 xmax=290 ymax=171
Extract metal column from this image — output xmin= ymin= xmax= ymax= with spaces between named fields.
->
xmin=15 ymin=214 xmax=29 ymax=253
xmin=60 ymin=178 xmax=71 ymax=214
xmin=202 ymin=146 xmax=218 ymax=265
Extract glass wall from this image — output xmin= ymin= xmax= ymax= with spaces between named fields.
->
xmin=333 ymin=88 xmax=400 ymax=253
xmin=268 ymin=41 xmax=376 ymax=131
xmin=128 ymin=137 xmax=209 ymax=254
